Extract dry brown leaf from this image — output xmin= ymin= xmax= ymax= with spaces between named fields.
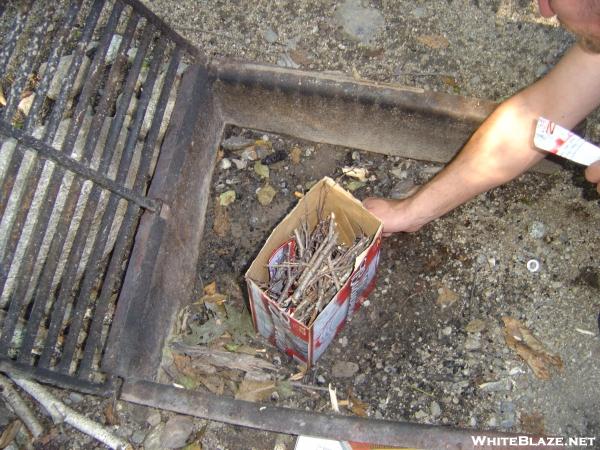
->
xmin=520 ymin=412 xmax=545 ymax=436
xmin=289 ymin=49 xmax=313 ymax=66
xmin=347 ymin=389 xmax=369 ymax=417
xmin=290 ymin=146 xmax=302 ymax=165
xmin=436 ymin=285 xmax=458 ymax=308
xmin=465 ymin=319 xmax=486 ymax=333
xmin=502 ymin=316 xmax=563 ymax=380
xmin=213 ymin=199 xmax=230 ymax=238
xmin=235 ymin=378 xmax=276 ymax=402
xmin=289 ymin=364 xmax=307 ymax=381
xmin=417 ymin=34 xmax=450 ymax=49
xmin=204 ymin=281 xmax=217 ymax=296
xmin=197 ymin=374 xmax=225 ymax=395
xmin=0 ymin=86 xmax=6 ymax=107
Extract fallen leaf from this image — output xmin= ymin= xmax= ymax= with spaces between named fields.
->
xmin=440 ymin=75 xmax=458 ymax=88
xmin=465 ymin=319 xmax=486 ymax=333
xmin=254 ymin=161 xmax=270 ymax=179
xmin=502 ymin=316 xmax=563 ymax=380
xmin=219 ymin=190 xmax=236 ymax=207
xmin=342 ymin=166 xmax=368 ymax=182
xmin=254 ymin=139 xmax=272 ymax=148
xmin=18 ymin=92 xmax=35 ymax=115
xmin=235 ymin=378 xmax=276 ymax=402
xmin=181 ymin=443 xmax=202 ymax=450
xmin=103 ymin=401 xmax=120 ymax=426
xmin=347 ymin=389 xmax=369 ymax=417
xmin=213 ymin=200 xmax=230 ymax=237
xmin=289 ymin=49 xmax=313 ymax=66
xmin=197 ymin=374 xmax=225 ymax=395
xmin=204 ymin=281 xmax=217 ymax=295
xmin=293 ymin=191 xmax=304 ymax=199
xmin=346 ymin=181 xmax=366 ymax=191
xmin=257 ymin=184 xmax=276 ymax=206
xmin=0 ymin=86 xmax=6 ymax=107
xmin=520 ymin=412 xmax=545 ymax=435
xmin=417 ymin=34 xmax=450 ymax=49
xmin=290 ymin=146 xmax=302 ymax=165
xmin=436 ymin=285 xmax=459 ymax=308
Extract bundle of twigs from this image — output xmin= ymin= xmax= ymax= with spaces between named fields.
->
xmin=265 ymin=212 xmax=370 ymax=326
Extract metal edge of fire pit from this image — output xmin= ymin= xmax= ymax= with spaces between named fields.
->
xmin=121 ymin=379 xmax=543 ymax=450
xmin=101 ymin=63 xmax=223 ymax=380
xmin=208 ymin=58 xmax=561 ymax=174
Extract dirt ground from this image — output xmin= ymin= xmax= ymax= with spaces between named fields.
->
xmin=2 ymin=0 xmax=600 ymax=449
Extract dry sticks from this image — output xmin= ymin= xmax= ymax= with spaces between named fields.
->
xmin=266 ymin=212 xmax=370 ymax=326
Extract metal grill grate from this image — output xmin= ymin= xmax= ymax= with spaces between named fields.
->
xmin=0 ymin=0 xmax=197 ymax=393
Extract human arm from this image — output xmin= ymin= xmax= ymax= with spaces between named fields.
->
xmin=364 ymin=43 xmax=600 ymax=233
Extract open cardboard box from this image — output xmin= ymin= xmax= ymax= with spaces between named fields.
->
xmin=245 ymin=177 xmax=383 ymax=366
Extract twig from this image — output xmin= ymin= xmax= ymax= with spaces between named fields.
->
xmin=7 ymin=372 xmax=131 ymax=450
xmin=0 ymin=374 xmax=43 ymax=438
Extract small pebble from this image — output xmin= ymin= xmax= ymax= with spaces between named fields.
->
xmin=69 ymin=392 xmax=84 ymax=404
xmin=131 ymin=430 xmax=147 ymax=445
xmin=147 ymin=411 xmax=162 ymax=427
xmin=317 ymin=375 xmax=326 ymax=384
xmin=159 ymin=415 xmax=194 ymax=449
xmin=220 ymin=158 xmax=232 ymax=170
xmin=430 ymin=401 xmax=441 ymax=418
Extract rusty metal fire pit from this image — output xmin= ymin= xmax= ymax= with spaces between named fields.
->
xmin=0 ymin=1 xmax=554 ymax=448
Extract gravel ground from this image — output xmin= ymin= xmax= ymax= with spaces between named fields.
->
xmin=2 ymin=1 xmax=599 ymax=449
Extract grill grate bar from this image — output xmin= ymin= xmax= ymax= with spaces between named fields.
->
xmin=19 ymin=16 xmax=153 ymax=362
xmin=79 ymin=47 xmax=182 ymax=378
xmin=0 ymin=0 xmax=103 ymax=238
xmin=0 ymin=124 xmax=159 ymax=212
xmin=0 ymin=0 xmax=121 ymax=309
xmin=41 ymin=35 xmax=167 ymax=371
xmin=56 ymin=37 xmax=170 ymax=373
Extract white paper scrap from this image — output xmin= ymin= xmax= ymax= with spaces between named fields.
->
xmin=534 ymin=117 xmax=600 ymax=166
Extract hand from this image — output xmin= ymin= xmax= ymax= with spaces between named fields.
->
xmin=362 ymin=197 xmax=423 ymax=235
xmin=585 ymin=161 xmax=600 ymax=194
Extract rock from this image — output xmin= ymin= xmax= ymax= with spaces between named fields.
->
xmin=290 ymin=146 xmax=302 ymax=164
xmin=262 ymin=150 xmax=287 ymax=165
xmin=464 ymin=334 xmax=481 ymax=351
xmin=331 ymin=361 xmax=359 ymax=378
xmin=390 ymin=179 xmax=418 ymax=200
xmin=68 ymin=392 xmax=84 ymax=404
xmin=430 ymin=401 xmax=441 ymax=418
xmin=465 ymin=319 xmax=486 ymax=333
xmin=421 ymin=165 xmax=443 ymax=175
xmin=220 ymin=158 xmax=232 ymax=170
xmin=390 ymin=168 xmax=408 ymax=179
xmin=411 ymin=6 xmax=427 ymax=18
xmin=338 ymin=336 xmax=348 ymax=347
xmin=231 ymin=158 xmax=247 ymax=170
xmin=441 ymin=326 xmax=452 ymax=336
xmin=39 ymin=54 xmax=92 ymax=100
xmin=263 ymin=27 xmax=278 ymax=44
xmin=335 ymin=0 xmax=385 ymax=44
xmin=159 ymin=415 xmax=194 ymax=449
xmin=317 ymin=375 xmax=326 ymax=384
xmin=144 ymin=423 xmax=164 ymax=450
xmin=0 ymin=402 xmax=15 ymax=428
xmin=529 ymin=221 xmax=546 ymax=239
xmin=277 ymin=53 xmax=300 ymax=69
xmin=241 ymin=147 xmax=258 ymax=161
xmin=414 ymin=410 xmax=428 ymax=420
xmin=147 ymin=411 xmax=162 ymax=427
xmin=131 ymin=430 xmax=147 ymax=445
xmin=478 ymin=378 xmax=512 ymax=392
xmin=222 ymin=136 xmax=254 ymax=151
xmin=257 ymin=184 xmax=277 ymax=206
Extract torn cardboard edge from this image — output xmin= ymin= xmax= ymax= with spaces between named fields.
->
xmin=245 ymin=177 xmax=383 ymax=367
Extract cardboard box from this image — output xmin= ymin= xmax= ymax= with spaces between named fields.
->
xmin=245 ymin=177 xmax=382 ymax=366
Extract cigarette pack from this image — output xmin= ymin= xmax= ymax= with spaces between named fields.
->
xmin=245 ymin=177 xmax=382 ymax=366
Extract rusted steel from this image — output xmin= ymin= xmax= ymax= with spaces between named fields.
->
xmin=121 ymin=379 xmax=533 ymax=450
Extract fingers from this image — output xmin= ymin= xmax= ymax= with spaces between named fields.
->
xmin=585 ymin=162 xmax=600 ymax=194
xmin=585 ymin=161 xmax=600 ymax=183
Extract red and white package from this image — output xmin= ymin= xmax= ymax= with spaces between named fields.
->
xmin=534 ymin=117 xmax=600 ymax=166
